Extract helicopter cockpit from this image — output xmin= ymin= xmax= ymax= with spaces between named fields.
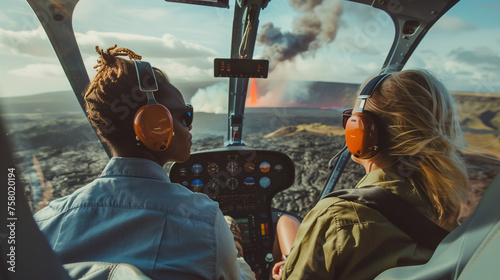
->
xmin=1 ymin=0 xmax=499 ymax=279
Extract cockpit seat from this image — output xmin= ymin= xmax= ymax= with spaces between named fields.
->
xmin=375 ymin=173 xmax=500 ymax=280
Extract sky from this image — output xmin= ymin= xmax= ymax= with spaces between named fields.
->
xmin=0 ymin=0 xmax=499 ymax=110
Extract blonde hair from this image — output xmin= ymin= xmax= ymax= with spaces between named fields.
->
xmin=365 ymin=69 xmax=468 ymax=231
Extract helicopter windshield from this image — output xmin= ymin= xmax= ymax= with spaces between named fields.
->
xmin=0 ymin=0 xmax=499 ymax=278
xmin=1 ymin=0 xmax=499 ymax=224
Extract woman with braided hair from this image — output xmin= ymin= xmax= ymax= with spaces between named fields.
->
xmin=83 ymin=45 xmax=191 ymax=164
xmin=34 ymin=45 xmax=255 ymax=280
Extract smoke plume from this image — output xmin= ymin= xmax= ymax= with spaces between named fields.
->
xmin=191 ymin=0 xmax=344 ymax=110
xmin=258 ymin=0 xmax=343 ymax=69
xmin=190 ymin=82 xmax=228 ymax=114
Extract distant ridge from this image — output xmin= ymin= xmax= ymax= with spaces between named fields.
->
xmin=0 ymin=91 xmax=83 ymax=115
xmin=0 ymin=86 xmax=498 ymax=117
xmin=452 ymin=91 xmax=500 ymax=98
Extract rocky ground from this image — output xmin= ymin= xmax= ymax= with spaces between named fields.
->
xmin=9 ymin=119 xmax=499 ymax=221
xmin=13 ymin=130 xmax=361 ymax=218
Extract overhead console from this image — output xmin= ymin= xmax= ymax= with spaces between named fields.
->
xmin=169 ymin=148 xmax=295 ymax=278
xmin=214 ymin=58 xmax=269 ymax=78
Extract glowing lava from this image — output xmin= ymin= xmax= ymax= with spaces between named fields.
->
xmin=249 ymin=78 xmax=258 ymax=106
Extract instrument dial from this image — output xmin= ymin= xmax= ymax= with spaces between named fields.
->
xmin=205 ymin=178 xmax=220 ymax=198
xmin=259 ymin=177 xmax=271 ymax=188
xmin=190 ymin=179 xmax=204 ymax=192
xmin=274 ymin=164 xmax=284 ymax=173
xmin=244 ymin=162 xmax=255 ymax=173
xmin=259 ymin=162 xmax=271 ymax=173
xmin=226 ymin=160 xmax=240 ymax=176
xmin=207 ymin=162 xmax=219 ymax=174
xmin=191 ymin=163 xmax=203 ymax=175
xmin=179 ymin=168 xmax=188 ymax=176
xmin=244 ymin=177 xmax=256 ymax=186
xmin=226 ymin=177 xmax=238 ymax=190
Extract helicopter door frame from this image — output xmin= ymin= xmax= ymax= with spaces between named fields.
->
xmin=26 ymin=0 xmax=111 ymax=155
xmin=320 ymin=0 xmax=460 ymax=198
xmin=26 ymin=0 xmax=88 ymax=101
xmin=225 ymin=0 xmax=270 ymax=146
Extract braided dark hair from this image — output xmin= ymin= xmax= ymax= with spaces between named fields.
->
xmin=83 ymin=45 xmax=148 ymax=147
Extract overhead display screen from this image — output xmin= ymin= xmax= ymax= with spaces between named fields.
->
xmin=214 ymin=58 xmax=269 ymax=78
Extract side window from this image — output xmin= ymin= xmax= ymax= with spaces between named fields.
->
xmin=407 ymin=1 xmax=500 ymax=222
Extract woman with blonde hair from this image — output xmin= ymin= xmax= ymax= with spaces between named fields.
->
xmin=272 ymin=69 xmax=469 ymax=280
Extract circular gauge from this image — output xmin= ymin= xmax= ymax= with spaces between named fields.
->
xmin=226 ymin=178 xmax=238 ymax=190
xmin=244 ymin=162 xmax=255 ymax=173
xmin=207 ymin=162 xmax=219 ymax=174
xmin=191 ymin=164 xmax=203 ymax=175
xmin=179 ymin=168 xmax=188 ymax=176
xmin=181 ymin=181 xmax=189 ymax=187
xmin=259 ymin=177 xmax=271 ymax=188
xmin=244 ymin=177 xmax=256 ymax=186
xmin=205 ymin=178 xmax=220 ymax=198
xmin=226 ymin=160 xmax=240 ymax=176
xmin=190 ymin=179 xmax=204 ymax=192
xmin=259 ymin=162 xmax=271 ymax=173
xmin=274 ymin=164 xmax=284 ymax=173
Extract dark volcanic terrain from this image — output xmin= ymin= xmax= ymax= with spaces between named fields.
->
xmin=3 ymin=112 xmax=499 ymax=221
xmin=1 ymin=89 xmax=499 ymax=220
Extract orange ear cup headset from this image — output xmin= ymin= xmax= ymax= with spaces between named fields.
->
xmin=344 ymin=74 xmax=391 ymax=159
xmin=133 ymin=60 xmax=174 ymax=151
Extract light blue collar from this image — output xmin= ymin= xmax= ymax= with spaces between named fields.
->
xmin=100 ymin=157 xmax=171 ymax=182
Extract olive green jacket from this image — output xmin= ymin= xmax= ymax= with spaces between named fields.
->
xmin=282 ymin=167 xmax=434 ymax=280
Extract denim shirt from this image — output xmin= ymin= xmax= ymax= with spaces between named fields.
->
xmin=34 ymin=157 xmax=245 ymax=280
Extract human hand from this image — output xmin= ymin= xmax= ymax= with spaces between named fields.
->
xmin=272 ymin=260 xmax=286 ymax=280
xmin=224 ymin=216 xmax=244 ymax=258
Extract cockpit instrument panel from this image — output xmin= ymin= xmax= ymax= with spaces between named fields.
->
xmin=169 ymin=148 xmax=295 ymax=277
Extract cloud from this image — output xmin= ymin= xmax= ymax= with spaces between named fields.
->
xmin=432 ymin=15 xmax=476 ymax=32
xmin=91 ymin=7 xmax=172 ymax=24
xmin=446 ymin=48 xmax=500 ymax=93
xmin=0 ymin=11 xmax=17 ymax=28
xmin=407 ymin=46 xmax=500 ymax=93
xmin=0 ymin=27 xmax=54 ymax=56
xmin=0 ymin=26 xmax=218 ymax=86
xmin=450 ymin=47 xmax=500 ymax=69
xmin=76 ymin=31 xmax=217 ymax=58
xmin=8 ymin=63 xmax=64 ymax=78
xmin=156 ymin=59 xmax=213 ymax=82
xmin=341 ymin=0 xmax=381 ymax=23
xmin=0 ymin=26 xmax=217 ymax=60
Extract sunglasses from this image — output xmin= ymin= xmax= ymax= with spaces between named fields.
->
xmin=342 ymin=109 xmax=353 ymax=129
xmin=170 ymin=104 xmax=194 ymax=127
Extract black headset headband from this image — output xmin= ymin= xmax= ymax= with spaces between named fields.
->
xmin=134 ymin=60 xmax=158 ymax=93
xmin=357 ymin=73 xmax=391 ymax=112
